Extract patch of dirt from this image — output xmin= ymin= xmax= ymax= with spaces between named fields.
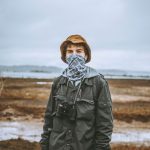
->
xmin=0 ymin=104 xmax=45 ymax=121
xmin=113 ymin=101 xmax=150 ymax=123
xmin=111 ymin=143 xmax=150 ymax=150
xmin=0 ymin=138 xmax=150 ymax=150
xmin=0 ymin=138 xmax=40 ymax=150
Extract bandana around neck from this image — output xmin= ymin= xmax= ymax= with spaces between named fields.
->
xmin=62 ymin=54 xmax=87 ymax=81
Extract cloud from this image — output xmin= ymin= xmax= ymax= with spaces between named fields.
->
xmin=0 ymin=0 xmax=150 ymax=71
xmin=88 ymin=49 xmax=150 ymax=71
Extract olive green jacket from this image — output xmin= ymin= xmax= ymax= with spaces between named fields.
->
xmin=40 ymin=67 xmax=113 ymax=150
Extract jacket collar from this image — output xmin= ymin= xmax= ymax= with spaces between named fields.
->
xmin=59 ymin=76 xmax=67 ymax=85
xmin=83 ymin=67 xmax=99 ymax=86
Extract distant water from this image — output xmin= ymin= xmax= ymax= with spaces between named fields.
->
xmin=1 ymin=71 xmax=61 ymax=79
xmin=1 ymin=71 xmax=150 ymax=80
xmin=0 ymin=65 xmax=150 ymax=79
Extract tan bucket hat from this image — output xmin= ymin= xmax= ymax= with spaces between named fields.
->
xmin=60 ymin=34 xmax=91 ymax=63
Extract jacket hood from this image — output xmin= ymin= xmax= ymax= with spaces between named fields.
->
xmin=85 ymin=66 xmax=99 ymax=78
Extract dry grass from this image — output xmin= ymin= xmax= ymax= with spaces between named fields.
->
xmin=0 ymin=139 xmax=150 ymax=150
xmin=0 ymin=78 xmax=150 ymax=149
xmin=113 ymin=101 xmax=150 ymax=122
xmin=0 ymin=77 xmax=150 ymax=123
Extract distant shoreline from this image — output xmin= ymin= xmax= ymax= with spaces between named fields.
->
xmin=1 ymin=75 xmax=150 ymax=80
xmin=1 ymin=65 xmax=150 ymax=80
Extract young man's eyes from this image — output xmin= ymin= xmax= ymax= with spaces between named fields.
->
xmin=76 ymin=49 xmax=83 ymax=53
xmin=66 ymin=50 xmax=73 ymax=53
xmin=66 ymin=49 xmax=83 ymax=53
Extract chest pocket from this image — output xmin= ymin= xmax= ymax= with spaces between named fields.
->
xmin=51 ymin=95 xmax=67 ymax=132
xmin=76 ymin=98 xmax=95 ymax=121
xmin=53 ymin=95 xmax=66 ymax=114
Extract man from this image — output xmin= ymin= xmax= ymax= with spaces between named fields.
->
xmin=40 ymin=34 xmax=113 ymax=150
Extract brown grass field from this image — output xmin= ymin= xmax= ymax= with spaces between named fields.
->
xmin=0 ymin=138 xmax=150 ymax=150
xmin=0 ymin=77 xmax=150 ymax=150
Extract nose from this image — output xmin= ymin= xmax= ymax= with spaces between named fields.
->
xmin=73 ymin=51 xmax=77 ymax=55
xmin=73 ymin=49 xmax=79 ymax=55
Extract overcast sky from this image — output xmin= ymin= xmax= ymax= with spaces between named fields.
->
xmin=0 ymin=0 xmax=150 ymax=71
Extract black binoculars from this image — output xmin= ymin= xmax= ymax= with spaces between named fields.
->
xmin=56 ymin=102 xmax=77 ymax=121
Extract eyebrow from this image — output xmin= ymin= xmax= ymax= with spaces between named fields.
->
xmin=76 ymin=48 xmax=83 ymax=50
xmin=66 ymin=49 xmax=73 ymax=51
xmin=66 ymin=48 xmax=83 ymax=51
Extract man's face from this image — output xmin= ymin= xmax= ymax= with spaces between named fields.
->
xmin=66 ymin=44 xmax=87 ymax=60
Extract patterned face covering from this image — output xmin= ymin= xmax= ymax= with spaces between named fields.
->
xmin=62 ymin=54 xmax=87 ymax=81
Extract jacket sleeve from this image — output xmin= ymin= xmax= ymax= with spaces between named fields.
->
xmin=39 ymin=82 xmax=55 ymax=150
xmin=95 ymin=77 xmax=113 ymax=150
